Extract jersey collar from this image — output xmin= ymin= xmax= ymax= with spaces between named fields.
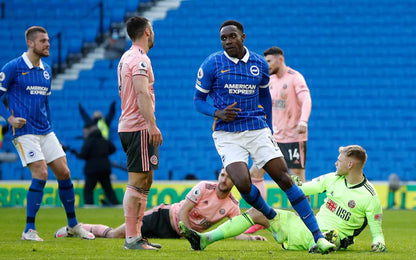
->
xmin=22 ymin=52 xmax=45 ymax=70
xmin=344 ymin=174 xmax=367 ymax=189
xmin=223 ymin=46 xmax=250 ymax=64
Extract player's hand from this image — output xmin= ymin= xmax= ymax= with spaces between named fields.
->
xmin=214 ymin=102 xmax=241 ymax=122
xmin=7 ymin=115 xmax=27 ymax=129
xmin=148 ymin=124 xmax=163 ymax=146
xmin=371 ymin=242 xmax=387 ymax=252
xmin=249 ymin=235 xmax=267 ymax=241
xmin=291 ymin=174 xmax=303 ymax=186
xmin=297 ymin=121 xmax=307 ymax=134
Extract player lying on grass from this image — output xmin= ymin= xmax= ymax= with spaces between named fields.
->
xmin=55 ymin=169 xmax=266 ymax=244
xmin=180 ymin=145 xmax=386 ymax=253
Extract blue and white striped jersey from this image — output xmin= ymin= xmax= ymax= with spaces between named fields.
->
xmin=195 ymin=47 xmax=270 ymax=132
xmin=0 ymin=53 xmax=52 ymax=137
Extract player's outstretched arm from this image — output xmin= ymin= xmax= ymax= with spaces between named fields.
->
xmin=177 ymin=199 xmax=195 ymax=228
xmin=366 ymin=196 xmax=386 ymax=252
xmin=234 ymin=233 xmax=267 ymax=241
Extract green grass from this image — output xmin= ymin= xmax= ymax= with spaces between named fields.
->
xmin=0 ymin=208 xmax=415 ymax=259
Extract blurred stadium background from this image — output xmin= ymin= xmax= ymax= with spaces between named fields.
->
xmin=0 ymin=0 xmax=415 ymax=183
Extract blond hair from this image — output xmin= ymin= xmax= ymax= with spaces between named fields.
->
xmin=339 ymin=145 xmax=367 ymax=165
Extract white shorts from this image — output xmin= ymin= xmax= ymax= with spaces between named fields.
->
xmin=12 ymin=132 xmax=66 ymax=167
xmin=212 ymin=128 xmax=283 ymax=169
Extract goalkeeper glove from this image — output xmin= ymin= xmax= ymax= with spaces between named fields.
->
xmin=371 ymin=242 xmax=386 ymax=252
xmin=291 ymin=174 xmax=303 ymax=186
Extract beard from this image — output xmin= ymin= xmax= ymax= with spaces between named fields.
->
xmin=217 ymin=183 xmax=232 ymax=193
xmin=148 ymin=36 xmax=154 ymax=49
xmin=33 ymin=45 xmax=49 ymax=57
xmin=269 ymin=66 xmax=279 ymax=75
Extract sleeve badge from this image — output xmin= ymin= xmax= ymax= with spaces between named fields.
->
xmin=197 ymin=67 xmax=204 ymax=79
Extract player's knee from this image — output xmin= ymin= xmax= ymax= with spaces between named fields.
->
xmin=58 ymin=169 xmax=71 ymax=180
xmin=36 ymin=171 xmax=48 ymax=180
xmin=274 ymin=172 xmax=294 ymax=191
xmin=29 ymin=164 xmax=49 ymax=180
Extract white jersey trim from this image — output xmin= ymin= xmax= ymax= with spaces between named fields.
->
xmin=223 ymin=47 xmax=250 ymax=64
xmin=195 ymin=84 xmax=209 ymax=93
xmin=259 ymin=84 xmax=269 ymax=89
xmin=22 ymin=53 xmax=45 ymax=70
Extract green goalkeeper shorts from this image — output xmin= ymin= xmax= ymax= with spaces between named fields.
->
xmin=276 ymin=209 xmax=316 ymax=250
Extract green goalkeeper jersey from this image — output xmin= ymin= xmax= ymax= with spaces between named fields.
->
xmin=301 ymin=172 xmax=385 ymax=249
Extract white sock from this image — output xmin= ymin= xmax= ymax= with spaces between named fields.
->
xmin=126 ymin=236 xmax=141 ymax=243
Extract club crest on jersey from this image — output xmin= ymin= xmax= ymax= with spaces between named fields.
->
xmin=374 ymin=214 xmax=382 ymax=221
xmin=197 ymin=67 xmax=204 ymax=79
xmin=0 ymin=72 xmax=5 ymax=81
xmin=28 ymin=151 xmax=35 ymax=158
xmin=43 ymin=70 xmax=50 ymax=80
xmin=150 ymin=155 xmax=158 ymax=165
xmin=250 ymin=65 xmax=259 ymax=76
xmin=348 ymin=200 xmax=356 ymax=208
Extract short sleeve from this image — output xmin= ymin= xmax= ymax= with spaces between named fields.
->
xmin=195 ymin=56 xmax=215 ymax=94
xmin=293 ymin=73 xmax=309 ymax=94
xmin=0 ymin=62 xmax=16 ymax=92
xmin=185 ymin=182 xmax=206 ymax=204
xmin=131 ymin=56 xmax=151 ymax=77
xmin=259 ymin=57 xmax=270 ymax=88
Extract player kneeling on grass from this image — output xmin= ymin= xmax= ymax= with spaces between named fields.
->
xmin=180 ymin=145 xmax=386 ymax=253
xmin=55 ymin=169 xmax=266 ymax=245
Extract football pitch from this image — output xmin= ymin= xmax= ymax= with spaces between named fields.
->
xmin=1 ymin=208 xmax=415 ymax=259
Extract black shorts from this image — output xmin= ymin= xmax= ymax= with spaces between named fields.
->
xmin=119 ymin=130 xmax=159 ymax=172
xmin=141 ymin=204 xmax=180 ymax=238
xmin=277 ymin=141 xmax=307 ymax=169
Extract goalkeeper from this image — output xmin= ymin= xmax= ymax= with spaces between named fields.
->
xmin=180 ymin=145 xmax=386 ymax=253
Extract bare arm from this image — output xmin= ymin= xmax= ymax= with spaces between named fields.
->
xmin=177 ymin=199 xmax=196 ymax=228
xmin=296 ymin=91 xmax=311 ymax=134
xmin=133 ymin=75 xmax=163 ymax=146
xmin=234 ymin=233 xmax=267 ymax=241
